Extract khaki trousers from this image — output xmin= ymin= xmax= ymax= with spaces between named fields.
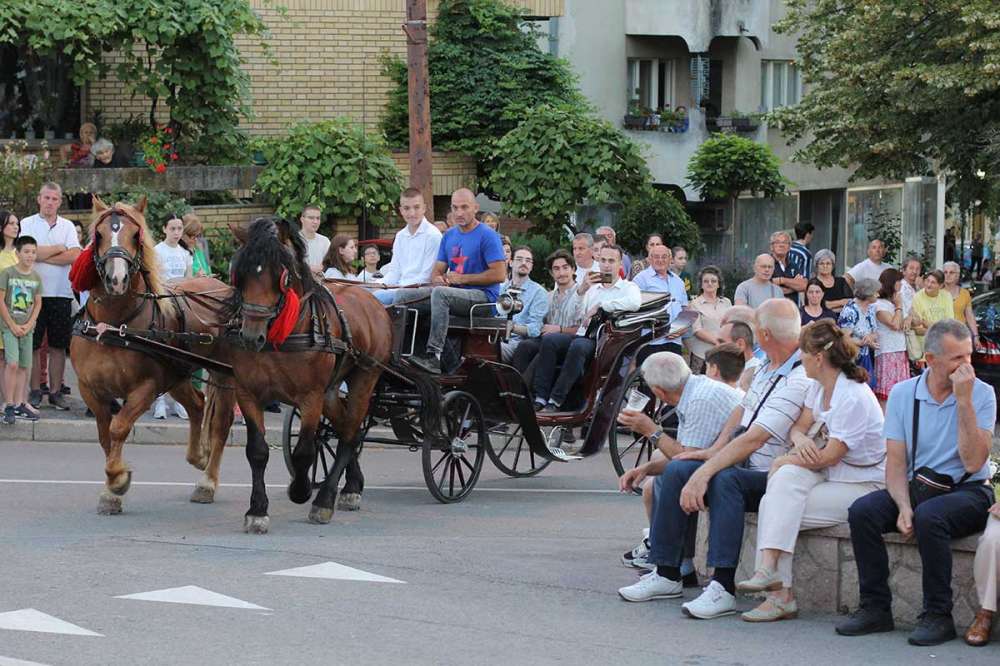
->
xmin=755 ymin=464 xmax=883 ymax=587
xmin=974 ymin=515 xmax=1000 ymax=612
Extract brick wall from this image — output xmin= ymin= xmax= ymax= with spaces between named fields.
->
xmin=86 ymin=0 xmax=564 ymax=134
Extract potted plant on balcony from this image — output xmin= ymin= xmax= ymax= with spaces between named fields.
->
xmin=730 ymin=111 xmax=760 ymax=131
xmin=624 ymin=98 xmax=644 ymax=130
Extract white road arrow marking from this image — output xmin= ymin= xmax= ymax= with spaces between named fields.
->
xmin=0 ymin=609 xmax=102 ymax=637
xmin=265 ymin=561 xmax=405 ymax=584
xmin=115 ymin=585 xmax=270 ymax=610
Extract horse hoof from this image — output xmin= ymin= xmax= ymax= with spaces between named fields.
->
xmin=190 ymin=481 xmax=215 ymax=504
xmin=97 ymin=491 xmax=123 ymax=515
xmin=109 ymin=470 xmax=132 ymax=496
xmin=288 ymin=478 xmax=312 ymax=505
xmin=337 ymin=493 xmax=362 ymax=512
xmin=308 ymin=505 xmax=334 ymax=524
xmin=243 ymin=514 xmax=270 ymax=534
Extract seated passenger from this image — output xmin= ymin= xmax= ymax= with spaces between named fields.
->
xmin=719 ymin=320 xmax=761 ymax=392
xmin=375 ymin=188 xmax=442 ymax=305
xmin=837 ymin=319 xmax=995 ymax=646
xmin=532 ymin=244 xmax=640 ymax=412
xmin=618 ymin=299 xmax=809 ymax=619
xmin=322 ymin=234 xmax=358 ymax=280
xmin=396 ymin=188 xmax=506 ymax=375
xmin=499 ymin=246 xmax=549 ymax=362
xmin=510 ymin=249 xmax=583 ymax=374
xmin=737 ymin=320 xmax=885 ymax=622
xmin=617 ymin=347 xmax=745 ymax=576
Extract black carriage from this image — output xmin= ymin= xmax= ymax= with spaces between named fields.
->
xmin=282 ymin=289 xmax=691 ymax=503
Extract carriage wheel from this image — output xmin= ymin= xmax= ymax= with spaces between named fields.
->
xmin=282 ymin=407 xmax=339 ymax=490
xmin=486 ymin=423 xmax=553 ymax=478
xmin=422 ymin=391 xmax=486 ymax=503
xmin=608 ymin=368 xmax=678 ymax=478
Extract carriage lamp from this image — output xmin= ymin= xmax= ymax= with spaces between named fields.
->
xmin=496 ymin=289 xmax=524 ymax=318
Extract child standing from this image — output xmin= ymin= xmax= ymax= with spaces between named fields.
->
xmin=0 ymin=236 xmax=44 ymax=425
xmin=151 ymin=216 xmax=193 ymax=420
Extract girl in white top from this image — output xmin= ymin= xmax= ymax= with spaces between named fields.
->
xmin=736 ymin=319 xmax=885 ymax=622
xmin=322 ymin=234 xmax=358 ymax=281
xmin=154 ymin=217 xmax=193 ymax=281
xmin=356 ymin=245 xmax=384 ymax=284
xmin=871 ymin=268 xmax=910 ymax=406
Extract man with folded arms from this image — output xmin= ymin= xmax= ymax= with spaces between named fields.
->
xmin=618 ymin=298 xmax=809 ymax=620
xmin=837 ymin=319 xmax=996 ymax=646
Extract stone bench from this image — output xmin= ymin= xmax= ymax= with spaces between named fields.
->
xmin=693 ymin=513 xmax=998 ymax=637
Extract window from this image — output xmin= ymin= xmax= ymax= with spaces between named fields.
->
xmin=760 ymin=60 xmax=802 ymax=112
xmin=0 ymin=46 xmax=81 ymax=140
xmin=627 ymin=58 xmax=676 ymax=111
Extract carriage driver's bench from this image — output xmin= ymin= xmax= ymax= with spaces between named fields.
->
xmin=691 ymin=513 xmax=998 ymax=637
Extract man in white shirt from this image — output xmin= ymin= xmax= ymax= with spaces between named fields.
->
xmin=845 ymin=239 xmax=894 ymax=288
xmin=299 ymin=206 xmax=330 ymax=275
xmin=596 ymin=225 xmax=631 ymax=276
xmin=633 ymin=244 xmax=689 ymax=359
xmin=375 ymin=187 xmax=442 ymax=305
xmin=19 ymin=182 xmax=81 ymax=411
xmin=572 ymin=232 xmax=598 ymax=284
xmin=533 ymin=245 xmax=641 ymax=412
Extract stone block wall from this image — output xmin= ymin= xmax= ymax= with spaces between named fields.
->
xmin=86 ymin=0 xmax=563 ymax=133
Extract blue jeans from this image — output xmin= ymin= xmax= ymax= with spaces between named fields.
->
xmin=373 ymin=289 xmax=396 ymax=306
xmin=531 ymin=333 xmax=595 ymax=407
xmin=393 ymin=286 xmax=490 ymax=355
xmin=649 ymin=460 xmax=768 ymax=569
xmin=847 ymin=484 xmax=992 ymax=615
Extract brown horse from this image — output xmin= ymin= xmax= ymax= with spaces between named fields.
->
xmin=226 ymin=216 xmax=392 ymax=533
xmin=70 ymin=197 xmax=235 ymax=514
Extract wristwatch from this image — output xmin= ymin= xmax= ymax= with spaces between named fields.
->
xmin=647 ymin=429 xmax=665 ymax=442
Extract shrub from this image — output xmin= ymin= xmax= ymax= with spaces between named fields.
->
xmin=0 ymin=141 xmax=56 ymax=215
xmin=616 ymin=188 xmax=703 ymax=258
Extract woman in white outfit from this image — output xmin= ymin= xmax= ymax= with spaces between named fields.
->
xmin=966 ymin=500 xmax=1000 ymax=645
xmin=736 ymin=318 xmax=886 ymax=621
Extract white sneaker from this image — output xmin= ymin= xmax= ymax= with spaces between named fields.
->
xmin=681 ymin=580 xmax=737 ymax=619
xmin=621 ymin=538 xmax=651 ymax=568
xmin=618 ymin=570 xmax=683 ymax=602
xmin=153 ymin=396 xmax=167 ymax=420
xmin=173 ymin=401 xmax=188 ymax=420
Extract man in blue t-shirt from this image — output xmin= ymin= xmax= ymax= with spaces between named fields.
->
xmin=397 ymin=188 xmax=506 ymax=374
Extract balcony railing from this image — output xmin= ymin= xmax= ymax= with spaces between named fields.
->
xmin=622 ymin=113 xmax=690 ymax=133
xmin=706 ymin=116 xmax=760 ymax=133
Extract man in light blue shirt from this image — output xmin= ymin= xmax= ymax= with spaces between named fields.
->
xmin=633 ymin=244 xmax=688 ymax=360
xmin=499 ymin=246 xmax=549 ymax=362
xmin=838 ymin=319 xmax=996 ymax=646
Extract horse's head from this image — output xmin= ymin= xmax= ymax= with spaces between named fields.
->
xmin=92 ymin=196 xmax=148 ymax=296
xmin=229 ymin=216 xmax=303 ymax=351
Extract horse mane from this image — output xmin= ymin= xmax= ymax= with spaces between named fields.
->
xmin=91 ymin=200 xmax=167 ymax=297
xmin=226 ymin=216 xmax=334 ymax=319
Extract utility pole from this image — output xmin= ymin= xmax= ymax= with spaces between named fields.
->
xmin=403 ymin=0 xmax=434 ymax=212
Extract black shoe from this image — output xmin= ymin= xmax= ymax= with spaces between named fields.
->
xmin=14 ymin=404 xmax=39 ymax=422
xmin=28 ymin=389 xmax=43 ymax=409
xmin=48 ymin=392 xmax=70 ymax=411
xmin=264 ymin=402 xmax=282 ymax=414
xmin=39 ymin=382 xmax=49 ymax=394
xmin=60 ymin=384 xmax=71 ymax=395
xmin=908 ymin=613 xmax=957 ymax=646
xmin=410 ymin=354 xmax=441 ymax=375
xmin=2 ymin=405 xmax=14 ymax=425
xmin=836 ymin=607 xmax=895 ymax=636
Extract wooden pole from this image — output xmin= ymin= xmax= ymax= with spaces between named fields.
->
xmin=404 ymin=0 xmax=434 ymax=212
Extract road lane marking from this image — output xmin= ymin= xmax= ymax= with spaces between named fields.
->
xmin=0 ymin=479 xmax=619 ymax=494
xmin=0 ymin=656 xmax=52 ymax=666
xmin=266 ymin=561 xmax=405 ymax=584
xmin=0 ymin=609 xmax=102 ymax=637
xmin=116 ymin=585 xmax=270 ymax=610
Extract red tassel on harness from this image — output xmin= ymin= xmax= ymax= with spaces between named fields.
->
xmin=70 ymin=244 xmax=99 ymax=292
xmin=266 ymin=288 xmax=300 ymax=347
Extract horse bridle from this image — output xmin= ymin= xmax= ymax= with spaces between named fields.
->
xmin=93 ymin=208 xmax=144 ymax=284
xmin=238 ymin=266 xmax=293 ymax=323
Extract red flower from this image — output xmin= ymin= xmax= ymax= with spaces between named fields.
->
xmin=155 ymin=163 xmax=167 ymax=174
xmin=149 ymin=136 xmax=158 ymax=144
xmin=170 ymin=153 xmax=179 ymax=161
xmin=164 ymin=127 xmax=172 ymax=134
xmin=146 ymin=158 xmax=154 ymax=165
xmin=164 ymin=143 xmax=171 ymax=150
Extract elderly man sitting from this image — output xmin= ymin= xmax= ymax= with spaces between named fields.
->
xmin=619 ymin=299 xmax=810 ymax=619
xmin=617 ymin=349 xmax=745 ymax=577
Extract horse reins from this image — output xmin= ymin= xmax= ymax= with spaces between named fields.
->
xmin=92 ymin=207 xmax=145 ymax=286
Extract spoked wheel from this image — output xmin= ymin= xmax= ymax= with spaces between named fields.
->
xmin=486 ymin=423 xmax=553 ymax=477
xmin=422 ymin=390 xmax=486 ymax=503
xmin=282 ymin=407 xmax=339 ymax=490
xmin=608 ymin=368 xmax=678 ymax=478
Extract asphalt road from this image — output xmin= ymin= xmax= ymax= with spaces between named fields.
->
xmin=0 ymin=440 xmax=996 ymax=666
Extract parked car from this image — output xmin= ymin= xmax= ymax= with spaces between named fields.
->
xmin=972 ymin=287 xmax=1000 ymax=398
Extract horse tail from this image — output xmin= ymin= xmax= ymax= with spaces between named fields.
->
xmin=400 ymin=367 xmax=444 ymax=448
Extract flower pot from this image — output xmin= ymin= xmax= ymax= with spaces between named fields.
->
xmin=44 ymin=129 xmax=56 ymax=140
xmin=251 ymin=150 xmax=268 ymax=166
xmin=132 ymin=151 xmax=145 ymax=167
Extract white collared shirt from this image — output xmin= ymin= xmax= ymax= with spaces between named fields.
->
xmin=380 ymin=218 xmax=442 ymax=287
xmin=580 ymin=278 xmax=642 ymax=319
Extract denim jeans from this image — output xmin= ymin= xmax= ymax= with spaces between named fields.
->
xmin=373 ymin=289 xmax=397 ymax=305
xmin=531 ymin=333 xmax=595 ymax=407
xmin=393 ymin=286 xmax=490 ymax=354
xmin=847 ymin=484 xmax=993 ymax=615
xmin=649 ymin=460 xmax=768 ymax=569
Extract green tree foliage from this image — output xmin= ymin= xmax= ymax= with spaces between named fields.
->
xmin=99 ymin=187 xmax=191 ymax=236
xmin=686 ymin=133 xmax=788 ymax=202
xmin=0 ymin=0 xmax=270 ymax=161
xmin=773 ymin=0 xmax=1000 ymax=213
xmin=0 ymin=140 xmax=54 ymax=214
xmin=616 ymin=189 xmax=703 ymax=258
xmin=487 ymin=106 xmax=651 ymax=243
xmin=254 ymin=119 xmax=403 ymax=223
xmin=380 ymin=0 xmax=585 ymax=170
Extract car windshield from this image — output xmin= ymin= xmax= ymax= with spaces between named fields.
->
xmin=972 ymin=289 xmax=1000 ymax=333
